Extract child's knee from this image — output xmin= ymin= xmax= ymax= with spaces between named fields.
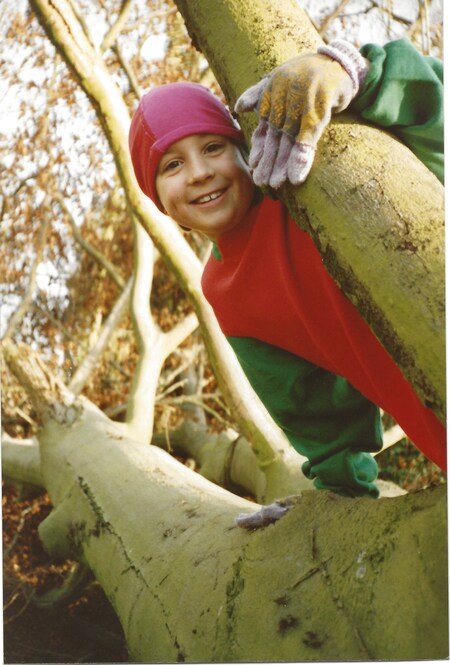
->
xmin=303 ymin=449 xmax=379 ymax=498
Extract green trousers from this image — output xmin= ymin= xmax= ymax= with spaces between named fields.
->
xmin=228 ymin=337 xmax=383 ymax=498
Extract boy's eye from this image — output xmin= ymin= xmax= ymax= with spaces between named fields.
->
xmin=205 ymin=141 xmax=225 ymax=154
xmin=163 ymin=159 xmax=182 ymax=172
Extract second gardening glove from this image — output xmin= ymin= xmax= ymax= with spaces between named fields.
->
xmin=234 ymin=40 xmax=369 ymax=189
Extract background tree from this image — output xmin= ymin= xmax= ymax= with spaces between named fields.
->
xmin=1 ymin=0 xmax=446 ymax=661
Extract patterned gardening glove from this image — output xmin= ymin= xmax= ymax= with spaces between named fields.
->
xmin=234 ymin=40 xmax=369 ymax=188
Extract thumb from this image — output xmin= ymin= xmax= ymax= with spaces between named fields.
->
xmin=235 ymin=78 xmax=268 ymax=113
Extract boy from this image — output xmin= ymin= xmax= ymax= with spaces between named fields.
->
xmin=129 ymin=39 xmax=445 ymax=498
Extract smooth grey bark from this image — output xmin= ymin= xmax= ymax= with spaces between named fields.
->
xmin=2 ymin=340 xmax=448 ymax=662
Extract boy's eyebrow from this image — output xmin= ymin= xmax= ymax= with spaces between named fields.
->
xmin=159 ymin=148 xmax=178 ymax=162
xmin=162 ymin=145 xmax=179 ymax=156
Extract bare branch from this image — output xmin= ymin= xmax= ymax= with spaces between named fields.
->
xmin=2 ymin=216 xmax=50 ymax=342
xmin=65 ymin=0 xmax=96 ymax=49
xmin=125 ymin=220 xmax=162 ymax=440
xmin=420 ymin=0 xmax=431 ymax=55
xmin=31 ymin=302 xmax=79 ymax=343
xmin=101 ymin=0 xmax=133 ymax=53
xmin=2 ymin=434 xmax=44 ymax=488
xmin=32 ymin=563 xmax=94 ymax=610
xmin=125 ymin=219 xmax=199 ymax=441
xmin=339 ymin=1 xmax=415 ymax=28
xmin=164 ymin=312 xmax=198 ymax=352
xmin=318 ymin=0 xmax=351 ymax=37
xmin=69 ymin=278 xmax=132 ymax=395
xmin=2 ymin=341 xmax=79 ymax=425
xmin=56 ymin=194 xmax=126 ymax=290
xmin=113 ymin=43 xmax=143 ymax=99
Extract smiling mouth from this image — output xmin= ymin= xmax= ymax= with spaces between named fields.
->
xmin=193 ymin=189 xmax=226 ymax=204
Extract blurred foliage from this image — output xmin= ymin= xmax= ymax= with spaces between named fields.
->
xmin=377 ymin=438 xmax=446 ymax=492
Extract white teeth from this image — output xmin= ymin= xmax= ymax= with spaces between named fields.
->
xmin=196 ymin=191 xmax=223 ymax=204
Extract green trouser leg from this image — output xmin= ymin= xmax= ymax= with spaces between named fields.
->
xmin=228 ymin=337 xmax=383 ymax=498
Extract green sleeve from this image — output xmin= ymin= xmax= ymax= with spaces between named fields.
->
xmin=350 ymin=39 xmax=443 ymax=183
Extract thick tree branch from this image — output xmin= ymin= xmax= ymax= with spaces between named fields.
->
xmin=34 ymin=404 xmax=448 ymax=662
xmin=2 ymin=341 xmax=79 ymax=425
xmin=1 ymin=434 xmax=44 ymax=488
xmin=125 ymin=221 xmax=162 ymax=440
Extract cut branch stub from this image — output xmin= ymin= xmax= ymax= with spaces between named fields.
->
xmin=2 ymin=341 xmax=81 ymax=426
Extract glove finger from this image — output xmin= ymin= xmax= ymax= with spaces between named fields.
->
xmin=234 ymin=78 xmax=268 ymax=113
xmin=269 ymin=132 xmax=294 ymax=189
xmin=260 ymin=77 xmax=289 ymax=129
xmin=277 ymin=81 xmax=304 ymax=139
xmin=287 ymin=143 xmax=315 ymax=185
xmin=248 ymin=120 xmax=269 ymax=169
xmin=296 ymin=107 xmax=331 ymax=149
xmin=252 ymin=125 xmax=281 ymax=187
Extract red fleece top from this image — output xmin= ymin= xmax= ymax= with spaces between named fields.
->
xmin=202 ymin=197 xmax=446 ymax=470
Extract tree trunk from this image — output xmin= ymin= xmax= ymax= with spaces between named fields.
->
xmin=17 ymin=404 xmax=450 ymax=662
xmin=174 ymin=0 xmax=445 ymax=422
xmin=3 ymin=341 xmax=448 ymax=662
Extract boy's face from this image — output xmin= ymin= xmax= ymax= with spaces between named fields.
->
xmin=155 ymin=134 xmax=255 ymax=242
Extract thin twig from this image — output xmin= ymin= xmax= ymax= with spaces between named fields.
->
xmin=113 ymin=43 xmax=143 ymax=99
xmin=101 ymin=0 xmax=133 ymax=52
xmin=4 ymin=506 xmax=33 ymax=558
xmin=57 ymin=194 xmax=126 ymax=290
xmin=318 ymin=0 xmax=351 ymax=37
xmin=3 ymin=586 xmax=37 ymax=625
xmin=158 ymin=394 xmax=231 ymax=427
xmin=2 ymin=215 xmax=50 ymax=342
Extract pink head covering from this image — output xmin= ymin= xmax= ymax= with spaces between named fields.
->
xmin=129 ymin=82 xmax=245 ymax=210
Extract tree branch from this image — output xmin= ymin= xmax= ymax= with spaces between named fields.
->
xmin=317 ymin=0 xmax=351 ymax=37
xmin=34 ymin=402 xmax=448 ymax=662
xmin=113 ymin=43 xmax=143 ymax=99
xmin=1 ymin=434 xmax=44 ymax=488
xmin=125 ymin=221 xmax=198 ymax=441
xmin=68 ymin=278 xmax=132 ymax=396
xmin=2 ymin=216 xmax=50 ymax=342
xmin=56 ymin=193 xmax=126 ymax=290
xmin=2 ymin=341 xmax=79 ymax=425
xmin=100 ymin=0 xmax=133 ymax=53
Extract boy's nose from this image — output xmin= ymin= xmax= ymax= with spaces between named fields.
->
xmin=187 ymin=155 xmax=214 ymax=183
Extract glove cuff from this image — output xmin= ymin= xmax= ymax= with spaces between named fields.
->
xmin=317 ymin=39 xmax=368 ymax=96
